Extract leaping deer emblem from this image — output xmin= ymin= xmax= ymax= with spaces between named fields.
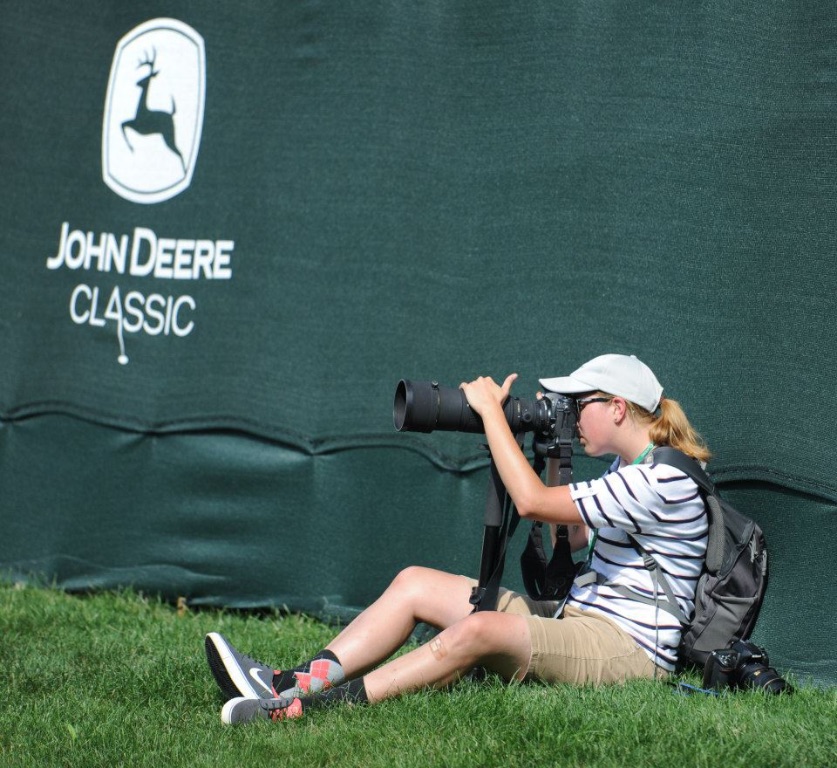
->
xmin=121 ymin=49 xmax=186 ymax=172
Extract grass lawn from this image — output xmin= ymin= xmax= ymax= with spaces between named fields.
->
xmin=1 ymin=582 xmax=833 ymax=767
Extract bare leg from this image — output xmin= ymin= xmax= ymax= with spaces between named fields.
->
xmin=325 ymin=566 xmax=474 ymax=678
xmin=363 ymin=609 xmax=532 ymax=703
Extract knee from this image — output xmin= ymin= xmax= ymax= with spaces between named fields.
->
xmin=443 ymin=611 xmax=498 ymax=656
xmin=388 ymin=565 xmax=437 ymax=599
xmin=438 ymin=612 xmax=531 ymax=681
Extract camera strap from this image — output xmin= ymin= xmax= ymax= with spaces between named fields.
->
xmin=520 ymin=521 xmax=581 ymax=603
xmin=519 ymin=435 xmax=580 ymax=604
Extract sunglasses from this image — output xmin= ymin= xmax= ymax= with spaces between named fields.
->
xmin=575 ymin=396 xmax=612 ymax=416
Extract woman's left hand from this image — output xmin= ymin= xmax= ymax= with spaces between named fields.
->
xmin=460 ymin=373 xmax=518 ymax=416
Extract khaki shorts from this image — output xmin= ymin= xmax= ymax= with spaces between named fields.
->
xmin=492 ymin=586 xmax=668 ymax=685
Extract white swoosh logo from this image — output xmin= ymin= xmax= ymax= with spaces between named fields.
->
xmin=249 ymin=667 xmax=273 ymax=695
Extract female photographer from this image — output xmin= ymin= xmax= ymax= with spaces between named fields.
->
xmin=206 ymin=353 xmax=711 ymax=724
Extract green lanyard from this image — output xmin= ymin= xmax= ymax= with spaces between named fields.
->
xmin=585 ymin=442 xmax=655 ymax=561
xmin=633 ymin=442 xmax=656 ymax=466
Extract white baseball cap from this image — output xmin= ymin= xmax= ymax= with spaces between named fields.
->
xmin=539 ymin=354 xmax=664 ymax=412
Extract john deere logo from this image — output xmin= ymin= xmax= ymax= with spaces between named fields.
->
xmin=102 ymin=18 xmax=205 ymax=204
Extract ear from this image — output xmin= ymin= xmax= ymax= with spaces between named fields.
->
xmin=610 ymin=397 xmax=630 ymax=424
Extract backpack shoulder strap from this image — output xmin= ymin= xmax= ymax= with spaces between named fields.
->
xmin=652 ymin=446 xmax=715 ymax=495
xmin=619 ymin=537 xmax=688 ymax=623
xmin=652 ymin=446 xmax=725 ymax=574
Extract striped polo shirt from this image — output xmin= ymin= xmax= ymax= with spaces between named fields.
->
xmin=567 ymin=457 xmax=708 ymax=671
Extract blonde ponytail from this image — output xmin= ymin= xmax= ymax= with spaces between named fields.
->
xmin=629 ymin=397 xmax=712 ymax=463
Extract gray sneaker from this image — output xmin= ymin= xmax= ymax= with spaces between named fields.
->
xmin=205 ymin=632 xmax=278 ymax=701
xmin=221 ymin=696 xmax=304 ymax=724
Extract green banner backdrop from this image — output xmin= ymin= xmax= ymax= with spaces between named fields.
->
xmin=1 ymin=2 xmax=834 ymax=686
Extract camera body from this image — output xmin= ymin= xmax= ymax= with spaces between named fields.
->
xmin=393 ymin=379 xmax=577 ymax=445
xmin=703 ymin=640 xmax=792 ymax=694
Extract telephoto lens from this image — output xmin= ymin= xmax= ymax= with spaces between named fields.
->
xmin=393 ymin=379 xmax=567 ymax=437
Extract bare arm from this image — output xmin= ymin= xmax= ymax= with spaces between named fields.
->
xmin=565 ymin=524 xmax=591 ymax=553
xmin=460 ymin=375 xmax=584 ymax=526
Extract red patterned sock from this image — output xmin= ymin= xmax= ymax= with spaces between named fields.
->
xmin=272 ymin=649 xmax=345 ymax=698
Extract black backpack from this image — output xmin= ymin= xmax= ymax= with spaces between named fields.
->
xmin=650 ymin=447 xmax=769 ymax=668
xmin=520 ymin=447 xmax=769 ymax=670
